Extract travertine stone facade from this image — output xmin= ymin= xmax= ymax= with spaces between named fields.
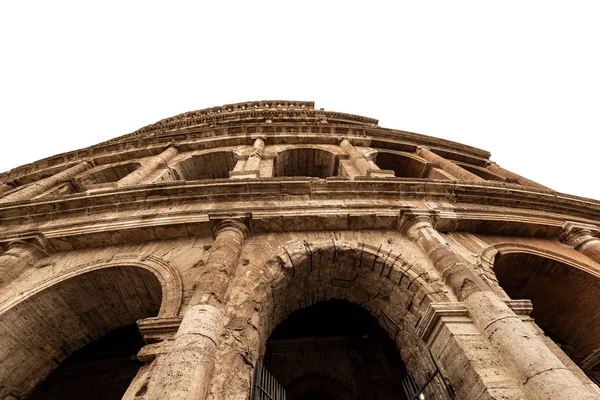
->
xmin=0 ymin=101 xmax=598 ymax=400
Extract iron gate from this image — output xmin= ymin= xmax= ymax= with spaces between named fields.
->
xmin=401 ymin=349 xmax=455 ymax=400
xmin=252 ymin=350 xmax=453 ymax=400
xmin=251 ymin=360 xmax=286 ymax=400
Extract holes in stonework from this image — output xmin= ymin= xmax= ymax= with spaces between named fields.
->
xmin=135 ymin=383 xmax=148 ymax=397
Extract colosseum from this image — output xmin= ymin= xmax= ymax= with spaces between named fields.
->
xmin=0 ymin=101 xmax=598 ymax=400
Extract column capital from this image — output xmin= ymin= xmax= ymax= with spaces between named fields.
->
xmin=209 ymin=213 xmax=252 ymax=239
xmin=397 ymin=208 xmax=435 ymax=235
xmin=337 ymin=137 xmax=351 ymax=147
xmin=136 ymin=316 xmax=183 ymax=362
xmin=6 ymin=234 xmax=52 ymax=258
xmin=558 ymin=221 xmax=600 ymax=248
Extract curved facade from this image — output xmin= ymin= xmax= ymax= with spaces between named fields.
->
xmin=0 ymin=100 xmax=599 ymax=400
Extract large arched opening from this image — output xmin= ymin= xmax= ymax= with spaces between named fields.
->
xmin=263 ymin=299 xmax=407 ymax=400
xmin=274 ymin=148 xmax=338 ymax=178
xmin=373 ymin=151 xmax=428 ymax=179
xmin=493 ymin=250 xmax=600 ymax=383
xmin=78 ymin=162 xmax=142 ymax=186
xmin=174 ymin=151 xmax=237 ymax=181
xmin=0 ymin=266 xmax=163 ymax=399
xmin=209 ymin=240 xmax=455 ymax=399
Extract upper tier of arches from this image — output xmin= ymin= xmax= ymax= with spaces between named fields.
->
xmin=0 ymin=141 xmax=538 ymax=203
xmin=0 ymin=101 xmax=502 ymax=193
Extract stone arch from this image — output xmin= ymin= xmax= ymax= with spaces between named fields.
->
xmin=481 ymin=242 xmax=600 ymax=379
xmin=274 ymin=147 xmax=339 ymax=178
xmin=77 ymin=161 xmax=142 ymax=186
xmin=173 ymin=150 xmax=237 ymax=180
xmin=0 ymin=254 xmax=183 ymax=399
xmin=208 ymin=239 xmax=450 ymax=399
xmin=264 ymin=240 xmax=448 ymax=338
xmin=373 ymin=150 xmax=429 ymax=179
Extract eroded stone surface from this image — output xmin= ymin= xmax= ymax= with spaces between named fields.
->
xmin=0 ymin=101 xmax=598 ymax=400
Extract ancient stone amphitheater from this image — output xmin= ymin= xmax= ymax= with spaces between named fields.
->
xmin=0 ymin=101 xmax=598 ymax=400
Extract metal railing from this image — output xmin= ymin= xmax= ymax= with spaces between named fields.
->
xmin=252 ymin=349 xmax=453 ymax=400
xmin=401 ymin=349 xmax=455 ymax=400
xmin=251 ymin=360 xmax=287 ymax=400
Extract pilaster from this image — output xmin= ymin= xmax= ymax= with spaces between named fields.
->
xmin=417 ymin=302 xmax=530 ymax=399
xmin=339 ymin=138 xmax=394 ymax=178
xmin=0 ymin=161 xmax=91 ymax=203
xmin=0 ymin=235 xmax=52 ymax=286
xmin=559 ymin=221 xmax=600 ymax=264
xmin=400 ymin=209 xmax=599 ymax=400
xmin=230 ymin=138 xmax=265 ymax=179
xmin=117 ymin=146 xmax=179 ymax=187
xmin=145 ymin=214 xmax=251 ymax=400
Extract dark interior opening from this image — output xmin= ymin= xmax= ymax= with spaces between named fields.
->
xmin=494 ymin=252 xmax=600 ymax=384
xmin=175 ymin=152 xmax=237 ymax=180
xmin=28 ymin=324 xmax=145 ymax=400
xmin=264 ymin=300 xmax=408 ymax=400
xmin=374 ymin=152 xmax=427 ymax=179
xmin=78 ymin=162 xmax=142 ymax=186
xmin=274 ymin=148 xmax=338 ymax=178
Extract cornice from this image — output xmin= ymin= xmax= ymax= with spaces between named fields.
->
xmin=0 ymin=179 xmax=598 ymax=250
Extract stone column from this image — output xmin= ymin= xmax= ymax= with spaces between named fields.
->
xmin=0 ymin=162 xmax=91 ymax=204
xmin=339 ymin=139 xmax=394 ymax=177
xmin=416 ymin=147 xmax=485 ymax=181
xmin=559 ymin=222 xmax=600 ymax=264
xmin=146 ymin=217 xmax=250 ymax=400
xmin=117 ymin=147 xmax=179 ymax=187
xmin=230 ymin=138 xmax=265 ymax=179
xmin=400 ymin=213 xmax=491 ymax=300
xmin=400 ymin=212 xmax=598 ymax=400
xmin=486 ymin=162 xmax=550 ymax=190
xmin=416 ymin=301 xmax=532 ymax=399
xmin=0 ymin=239 xmax=50 ymax=286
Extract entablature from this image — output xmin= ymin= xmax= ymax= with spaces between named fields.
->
xmin=0 ymin=180 xmax=598 ymax=251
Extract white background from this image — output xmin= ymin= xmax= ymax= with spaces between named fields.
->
xmin=1 ymin=1 xmax=598 ymax=199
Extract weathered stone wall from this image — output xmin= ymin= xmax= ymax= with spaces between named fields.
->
xmin=0 ymin=101 xmax=599 ymax=400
